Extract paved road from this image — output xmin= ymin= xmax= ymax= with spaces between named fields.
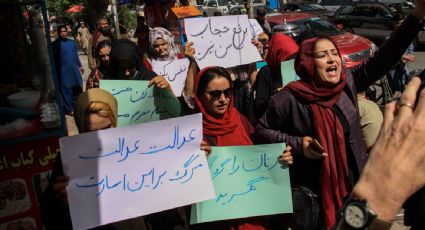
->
xmin=409 ymin=46 xmax=425 ymax=72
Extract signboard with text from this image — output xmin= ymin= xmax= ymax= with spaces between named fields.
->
xmin=190 ymin=143 xmax=293 ymax=224
xmin=60 ymin=114 xmax=215 ymax=230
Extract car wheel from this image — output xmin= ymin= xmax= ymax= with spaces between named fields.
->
xmin=203 ymin=11 xmax=207 ymax=17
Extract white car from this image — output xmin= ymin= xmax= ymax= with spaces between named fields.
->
xmin=202 ymin=0 xmax=238 ymax=16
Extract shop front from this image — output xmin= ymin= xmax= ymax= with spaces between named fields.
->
xmin=0 ymin=0 xmax=66 ymax=228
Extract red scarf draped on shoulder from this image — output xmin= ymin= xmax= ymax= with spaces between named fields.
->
xmin=194 ymin=67 xmax=252 ymax=146
xmin=284 ymin=37 xmax=350 ymax=229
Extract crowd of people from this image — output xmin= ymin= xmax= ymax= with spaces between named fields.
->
xmin=45 ymin=2 xmax=425 ymax=230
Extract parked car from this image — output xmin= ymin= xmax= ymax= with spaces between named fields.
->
xmin=202 ymin=0 xmax=238 ymax=16
xmin=281 ymin=3 xmax=333 ymax=19
xmin=319 ymin=0 xmax=350 ymax=13
xmin=229 ymin=3 xmax=281 ymax=17
xmin=268 ymin=12 xmax=377 ymax=68
xmin=333 ymin=0 xmax=425 ymax=44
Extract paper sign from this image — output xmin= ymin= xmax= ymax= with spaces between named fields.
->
xmin=184 ymin=15 xmax=262 ymax=69
xmin=249 ymin=19 xmax=264 ymax=39
xmin=151 ymin=58 xmax=190 ymax=97
xmin=60 ymin=114 xmax=215 ymax=230
xmin=281 ymin=59 xmax=299 ymax=87
xmin=100 ymin=80 xmax=181 ymax=127
xmin=190 ymin=143 xmax=292 ymax=224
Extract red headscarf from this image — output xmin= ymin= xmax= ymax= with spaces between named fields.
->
xmin=285 ymin=37 xmax=350 ymax=229
xmin=194 ymin=67 xmax=252 ymax=146
xmin=265 ymin=33 xmax=299 ymax=67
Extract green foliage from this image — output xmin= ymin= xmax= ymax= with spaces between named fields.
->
xmin=45 ymin=0 xmax=82 ymax=19
xmin=118 ymin=5 xmax=137 ymax=31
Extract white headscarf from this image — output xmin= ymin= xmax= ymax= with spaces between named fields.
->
xmin=148 ymin=27 xmax=180 ymax=61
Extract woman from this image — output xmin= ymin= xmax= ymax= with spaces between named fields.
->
xmin=192 ymin=66 xmax=292 ymax=229
xmin=144 ymin=27 xmax=183 ymax=71
xmin=253 ymin=33 xmax=299 ymax=120
xmin=108 ymin=39 xmax=171 ymax=90
xmin=195 ymin=67 xmax=253 ymax=146
xmin=255 ymin=4 xmax=425 ymax=229
xmin=86 ymin=40 xmax=111 ymax=90
xmin=40 ymin=88 xmax=147 ymax=230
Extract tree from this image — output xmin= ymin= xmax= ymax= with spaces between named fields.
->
xmin=118 ymin=5 xmax=137 ymax=31
xmin=45 ymin=0 xmax=83 ymax=20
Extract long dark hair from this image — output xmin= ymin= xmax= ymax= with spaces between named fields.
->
xmin=95 ymin=40 xmax=112 ymax=58
xmin=196 ymin=67 xmax=232 ymax=99
xmin=56 ymin=24 xmax=67 ymax=34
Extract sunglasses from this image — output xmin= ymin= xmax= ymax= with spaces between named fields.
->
xmin=206 ymin=88 xmax=233 ymax=100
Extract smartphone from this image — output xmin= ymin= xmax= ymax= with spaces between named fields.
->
xmin=311 ymin=139 xmax=324 ymax=153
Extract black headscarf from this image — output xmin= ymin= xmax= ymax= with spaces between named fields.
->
xmin=108 ymin=39 xmax=156 ymax=80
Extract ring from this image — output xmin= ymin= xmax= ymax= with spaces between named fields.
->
xmin=399 ymin=102 xmax=415 ymax=109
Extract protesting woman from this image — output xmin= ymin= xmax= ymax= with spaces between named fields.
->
xmin=86 ymin=40 xmax=111 ymax=89
xmin=255 ymin=2 xmax=425 ymax=229
xmin=143 ymin=27 xmax=183 ymax=70
xmin=40 ymin=88 xmax=147 ymax=229
xmin=253 ymin=33 xmax=299 ymax=120
xmin=191 ymin=66 xmax=291 ymax=229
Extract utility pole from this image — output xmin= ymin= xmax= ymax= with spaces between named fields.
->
xmin=246 ymin=0 xmax=254 ymax=19
xmin=110 ymin=0 xmax=121 ymax=39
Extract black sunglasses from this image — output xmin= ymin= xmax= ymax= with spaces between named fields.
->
xmin=206 ymin=88 xmax=233 ymax=100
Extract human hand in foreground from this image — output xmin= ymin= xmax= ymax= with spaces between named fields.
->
xmin=201 ymin=141 xmax=212 ymax=157
xmin=352 ymin=76 xmax=425 ymax=222
xmin=402 ymin=54 xmax=416 ymax=63
xmin=52 ymin=176 xmax=70 ymax=205
xmin=148 ymin=75 xmax=171 ymax=90
xmin=302 ymin=136 xmax=328 ymax=160
xmin=279 ymin=145 xmax=293 ymax=165
xmin=412 ymin=0 xmax=425 ymax=20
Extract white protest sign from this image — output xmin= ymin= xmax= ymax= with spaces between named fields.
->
xmin=184 ymin=15 xmax=262 ymax=69
xmin=60 ymin=114 xmax=215 ymax=230
xmin=151 ymin=58 xmax=190 ymax=97
xmin=249 ymin=19 xmax=264 ymax=39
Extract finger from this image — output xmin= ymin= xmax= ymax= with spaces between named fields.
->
xmin=382 ymin=102 xmax=397 ymax=132
xmin=415 ymin=87 xmax=425 ymax=118
xmin=396 ymin=77 xmax=421 ymax=124
xmin=281 ymin=152 xmax=291 ymax=158
xmin=285 ymin=145 xmax=292 ymax=151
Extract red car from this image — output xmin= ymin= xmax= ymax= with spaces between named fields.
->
xmin=267 ymin=12 xmax=377 ymax=68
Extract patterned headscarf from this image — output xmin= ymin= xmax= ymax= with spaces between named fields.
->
xmin=148 ymin=27 xmax=180 ymax=61
xmin=74 ymin=88 xmax=117 ymax=133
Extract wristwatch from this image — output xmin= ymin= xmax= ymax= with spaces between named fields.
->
xmin=342 ymin=198 xmax=393 ymax=230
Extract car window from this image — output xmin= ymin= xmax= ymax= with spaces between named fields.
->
xmin=353 ymin=5 xmax=375 ymax=17
xmin=338 ymin=5 xmax=355 ymax=15
xmin=374 ymin=5 xmax=391 ymax=18
xmin=387 ymin=2 xmax=414 ymax=16
xmin=207 ymin=0 xmax=216 ymax=6
xmin=320 ymin=0 xmax=348 ymax=6
xmin=299 ymin=5 xmax=315 ymax=11
xmin=203 ymin=1 xmax=208 ymax=6
xmin=309 ymin=4 xmax=327 ymax=10
xmin=292 ymin=17 xmax=341 ymax=41
xmin=218 ymin=0 xmax=235 ymax=6
xmin=320 ymin=0 xmax=333 ymax=6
